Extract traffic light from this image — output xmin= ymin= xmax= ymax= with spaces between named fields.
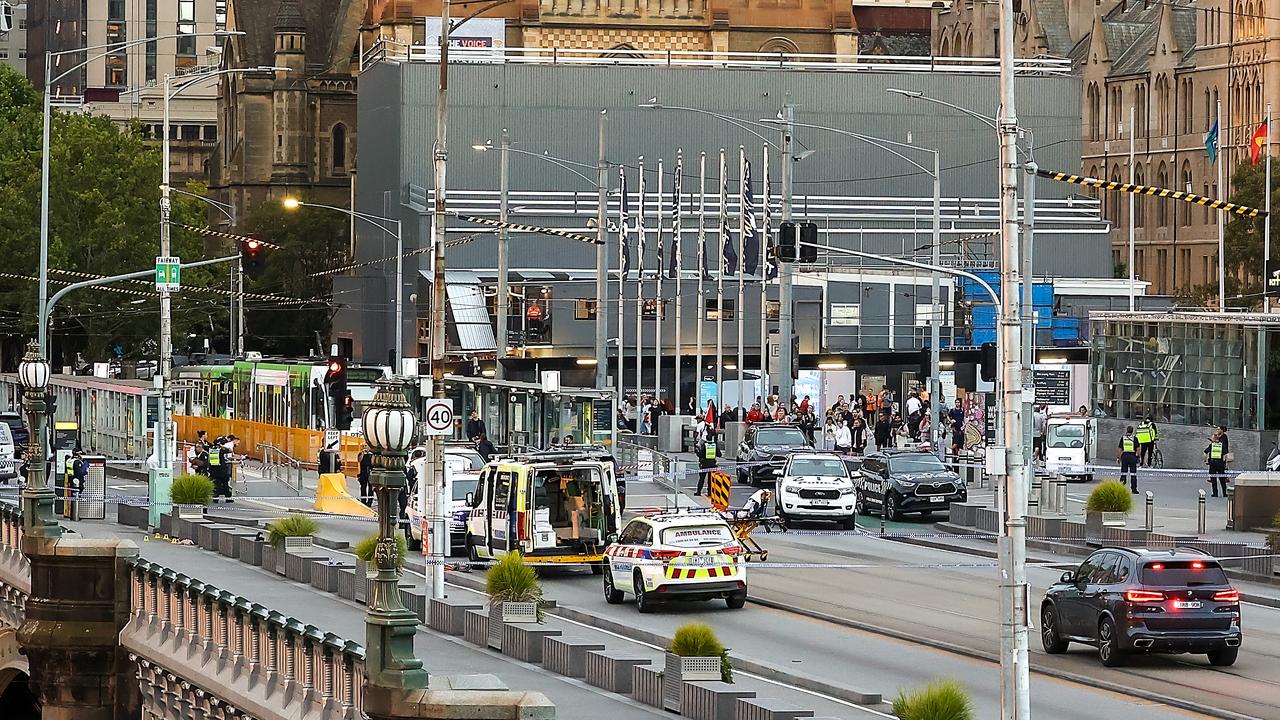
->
xmin=777 ymin=222 xmax=798 ymax=262
xmin=979 ymin=342 xmax=997 ymax=383
xmin=324 ymin=355 xmax=348 ymax=429
xmin=918 ymin=347 xmax=931 ymax=379
xmin=798 ymin=223 xmax=819 ymax=263
xmin=791 ymin=334 xmax=799 ymax=380
xmin=45 ymin=393 xmax=58 ymax=418
xmin=337 ymin=391 xmax=355 ymax=430
xmin=241 ymin=235 xmax=264 ymax=276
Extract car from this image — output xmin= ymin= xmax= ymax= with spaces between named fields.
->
xmin=0 ymin=422 xmax=19 ymax=483
xmin=854 ymin=450 xmax=966 ymax=521
xmin=1041 ymin=547 xmax=1242 ymax=667
xmin=406 ymin=446 xmax=486 ymax=554
xmin=736 ymin=423 xmax=812 ymax=486
xmin=603 ymin=511 xmax=747 ymax=613
xmin=776 ymin=452 xmax=857 ymax=528
xmin=0 ymin=412 xmax=28 ymax=455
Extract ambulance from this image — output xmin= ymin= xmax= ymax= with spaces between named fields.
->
xmin=464 ymin=449 xmax=622 ymax=570
xmin=603 ymin=510 xmax=747 ymax=612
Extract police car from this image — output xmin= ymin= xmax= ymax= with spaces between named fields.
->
xmin=603 ymin=511 xmax=747 ymax=613
xmin=776 ymin=452 xmax=858 ymax=528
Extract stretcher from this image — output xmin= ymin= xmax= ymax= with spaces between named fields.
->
xmin=719 ymin=511 xmax=786 ymax=562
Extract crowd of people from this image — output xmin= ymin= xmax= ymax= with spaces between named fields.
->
xmin=181 ymin=429 xmax=242 ymax=503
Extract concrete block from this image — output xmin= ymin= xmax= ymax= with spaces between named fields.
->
xmin=683 ymin=682 xmax=757 ymax=720
xmin=502 ymin=624 xmax=561 ymax=663
xmin=196 ymin=523 xmax=233 ymax=551
xmin=542 ymin=636 xmax=605 ymax=678
xmin=158 ymin=512 xmax=172 ymax=536
xmin=355 ymin=559 xmax=370 ymax=603
xmin=975 ymin=507 xmax=1001 ymax=533
xmin=463 ymin=609 xmax=488 ymax=647
xmin=633 ymin=665 xmax=664 ymax=708
xmin=283 ymin=552 xmax=328 ymax=584
xmin=361 ymin=685 xmax=555 ymax=720
xmin=429 ymin=597 xmax=483 ymax=636
xmin=238 ymin=535 xmax=264 ymax=567
xmin=311 ymin=559 xmax=354 ymax=593
xmin=336 ymin=567 xmax=358 ymax=600
xmin=400 ymin=585 xmax=428 ymax=623
xmin=735 ymin=698 xmax=816 ymax=720
xmin=115 ymin=502 xmax=148 ymax=529
xmin=217 ymin=528 xmax=257 ymax=559
xmin=585 ymin=651 xmax=650 ymax=694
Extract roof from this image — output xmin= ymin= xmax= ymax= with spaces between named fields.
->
xmin=1092 ymin=0 xmax=1197 ymax=76
xmin=1032 ymin=0 xmax=1076 ymax=57
xmin=635 ymin=510 xmax=730 ymax=527
xmin=229 ymin=0 xmax=347 ymax=70
xmin=1101 ymin=546 xmax=1213 ymax=559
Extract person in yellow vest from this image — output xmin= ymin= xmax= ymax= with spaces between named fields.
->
xmin=1135 ymin=416 xmax=1158 ymax=467
xmin=1204 ymin=429 xmax=1230 ymax=497
xmin=694 ymin=420 xmax=717 ymax=496
xmin=1116 ymin=426 xmax=1139 ymax=494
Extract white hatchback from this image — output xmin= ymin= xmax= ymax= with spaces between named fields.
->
xmin=603 ymin=511 xmax=747 ymax=613
xmin=776 ymin=452 xmax=858 ymax=528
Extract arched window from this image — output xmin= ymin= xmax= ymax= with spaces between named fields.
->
xmin=1133 ymin=166 xmax=1145 ymax=227
xmin=1087 ymin=83 xmax=1102 ymax=141
xmin=758 ymin=37 xmax=800 ymax=55
xmin=1156 ymin=163 xmax=1169 ymax=227
xmin=331 ymin=123 xmax=347 ymax=172
xmin=940 ymin=33 xmax=950 ymax=56
xmin=1109 ymin=166 xmax=1123 ymax=221
xmin=1180 ymin=161 xmax=1193 ymax=226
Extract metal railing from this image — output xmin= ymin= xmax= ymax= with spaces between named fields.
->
xmin=259 ymin=443 xmax=306 ymax=495
xmin=360 ymin=39 xmax=1074 ymax=76
xmin=128 ymin=559 xmax=365 ymax=715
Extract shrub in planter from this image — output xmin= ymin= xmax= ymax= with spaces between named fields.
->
xmin=170 ymin=474 xmax=214 ymax=507
xmin=669 ymin=622 xmax=732 ymax=683
xmin=266 ymin=515 xmax=319 ymax=547
xmin=486 ymin=551 xmax=543 ymax=618
xmin=1086 ymin=480 xmax=1133 ymax=514
xmin=892 ymin=679 xmax=974 ymax=720
xmin=355 ymin=531 xmax=408 ymax=568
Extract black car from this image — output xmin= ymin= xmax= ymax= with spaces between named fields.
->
xmin=736 ymin=423 xmax=812 ymax=486
xmin=854 ymin=450 xmax=966 ymax=520
xmin=0 ymin=412 xmax=28 ymax=454
xmin=1041 ymin=547 xmax=1242 ymax=667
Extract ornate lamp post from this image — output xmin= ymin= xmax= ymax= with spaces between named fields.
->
xmin=361 ymin=377 xmax=428 ymax=690
xmin=18 ymin=341 xmax=60 ymax=541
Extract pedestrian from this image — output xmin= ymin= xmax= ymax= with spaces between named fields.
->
xmin=357 ymin=447 xmax=373 ymax=507
xmin=695 ymin=421 xmax=717 ymax=496
xmin=1205 ymin=428 xmax=1230 ymax=497
xmin=475 ymin=433 xmax=496 ymax=463
xmin=851 ymin=417 xmax=867 ymax=455
xmin=905 ymin=392 xmax=923 ymax=440
xmin=832 ymin=419 xmax=852 ymax=454
xmin=1033 ymin=405 xmax=1048 ymax=463
xmin=1136 ymin=416 xmax=1158 ymax=467
xmin=799 ymin=395 xmax=811 ymax=414
xmin=950 ymin=418 xmax=965 ymax=459
xmin=1078 ymin=405 xmax=1089 ymax=417
xmin=465 ymin=410 xmax=486 ymax=442
xmin=745 ymin=402 xmax=765 ymax=427
xmin=874 ymin=412 xmax=892 ymax=451
xmin=1117 ymin=425 xmax=1139 ymax=494
xmin=918 ymin=413 xmax=931 ymax=449
xmin=948 ymin=399 xmax=965 ymax=433
xmin=209 ymin=437 xmax=234 ymax=503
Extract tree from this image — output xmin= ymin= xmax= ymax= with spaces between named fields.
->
xmin=0 ymin=64 xmax=220 ymax=367
xmin=1220 ymin=159 xmax=1278 ymax=308
xmin=241 ymin=200 xmax=347 ymax=356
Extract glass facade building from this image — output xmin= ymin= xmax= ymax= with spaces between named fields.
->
xmin=1089 ymin=313 xmax=1278 ymax=431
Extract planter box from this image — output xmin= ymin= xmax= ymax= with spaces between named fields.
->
xmin=116 ymin=502 xmax=149 ymax=529
xmin=664 ymin=653 xmax=722 ymax=712
xmin=502 ymin=624 xmax=561 ymax=663
xmin=1085 ymin=511 xmax=1127 ymax=541
xmin=177 ymin=505 xmax=206 ymax=520
xmin=428 ymin=597 xmax=482 ymax=635
xmin=238 ymin=535 xmax=264 ymax=567
xmin=284 ymin=552 xmax=328 ymax=584
xmin=585 ymin=651 xmax=650 ymax=694
xmin=488 ymin=602 xmax=539 ymax=650
xmin=311 ymin=560 xmax=354 ymax=593
xmin=463 ymin=609 xmax=488 ymax=647
xmin=542 ymin=636 xmax=604 ymax=678
xmin=284 ymin=535 xmax=314 ymax=551
xmin=633 ymin=665 xmax=664 ymax=709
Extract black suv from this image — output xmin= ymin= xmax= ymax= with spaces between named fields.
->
xmin=1041 ymin=547 xmax=1242 ymax=667
xmin=854 ymin=450 xmax=966 ymax=520
xmin=736 ymin=423 xmax=812 ymax=486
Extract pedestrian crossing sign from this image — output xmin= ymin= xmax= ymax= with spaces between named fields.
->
xmin=709 ymin=471 xmax=732 ymax=512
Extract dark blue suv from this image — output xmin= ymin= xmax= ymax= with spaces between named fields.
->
xmin=1041 ymin=547 xmax=1242 ymax=667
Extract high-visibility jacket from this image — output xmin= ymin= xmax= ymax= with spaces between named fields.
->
xmin=1208 ymin=442 xmax=1224 ymax=460
xmin=703 ymin=442 xmax=717 ymax=460
xmin=207 ymin=449 xmax=222 ymax=467
xmin=1135 ymin=423 xmax=1154 ymax=444
xmin=1120 ymin=435 xmax=1137 ymax=454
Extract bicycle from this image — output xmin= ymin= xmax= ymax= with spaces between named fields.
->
xmin=1145 ymin=442 xmax=1163 ymax=469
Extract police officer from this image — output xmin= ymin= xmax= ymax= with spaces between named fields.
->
xmin=1117 ymin=426 xmax=1139 ymax=493
xmin=1205 ymin=430 xmax=1230 ymax=497
xmin=1136 ymin=416 xmax=1158 ymax=467
xmin=694 ymin=421 xmax=717 ymax=496
xmin=208 ymin=436 xmax=233 ymax=503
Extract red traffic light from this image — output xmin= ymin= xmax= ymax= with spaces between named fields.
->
xmin=328 ymin=360 xmax=342 ymax=374
xmin=246 ymin=239 xmax=261 ymax=251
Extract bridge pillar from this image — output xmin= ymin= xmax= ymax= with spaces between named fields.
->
xmin=363 ymin=681 xmax=555 ymax=720
xmin=17 ymin=537 xmax=139 ymax=720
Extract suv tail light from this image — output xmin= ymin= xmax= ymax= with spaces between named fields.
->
xmin=650 ymin=550 xmax=681 ymax=560
xmin=1213 ymin=589 xmax=1240 ymax=604
xmin=722 ymin=545 xmax=742 ymax=556
xmin=1125 ymin=589 xmax=1165 ymax=603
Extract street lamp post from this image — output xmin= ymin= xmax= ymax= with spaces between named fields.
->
xmin=361 ymin=377 xmax=428 ymax=691
xmin=18 ymin=342 xmax=59 ymax=541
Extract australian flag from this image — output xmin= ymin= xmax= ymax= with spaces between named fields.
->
xmin=741 ymin=159 xmax=759 ymax=276
xmin=669 ymin=156 xmax=682 ymax=278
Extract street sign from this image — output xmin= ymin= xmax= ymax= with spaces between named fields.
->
xmin=422 ymin=399 xmax=455 ymax=436
xmin=155 ymin=255 xmax=181 ymax=291
xmin=323 ymin=429 xmax=341 ymax=451
xmin=1033 ymin=369 xmax=1071 ymax=406
xmin=1266 ymin=260 xmax=1280 ymax=297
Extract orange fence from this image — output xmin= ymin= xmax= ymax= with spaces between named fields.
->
xmin=173 ymin=416 xmax=364 ymax=471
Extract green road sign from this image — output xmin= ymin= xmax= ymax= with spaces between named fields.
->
xmin=155 ymin=255 xmax=181 ymax=291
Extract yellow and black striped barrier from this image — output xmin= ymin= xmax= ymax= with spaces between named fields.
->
xmin=172 ymin=224 xmax=284 ymax=250
xmin=455 ymin=214 xmax=602 ymax=245
xmin=708 ymin=470 xmax=732 ymax=512
xmin=1036 ymin=168 xmax=1267 ymax=218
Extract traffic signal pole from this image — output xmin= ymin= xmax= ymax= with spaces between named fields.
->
xmin=777 ymin=104 xmax=795 ymax=407
xmin=427 ymin=0 xmax=452 ymax=601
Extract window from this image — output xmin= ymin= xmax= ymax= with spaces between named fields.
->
xmin=331 ymin=123 xmax=347 ymax=171
xmin=1156 ymin=164 xmax=1169 ymax=226
xmin=1133 ymin=166 xmax=1145 ymax=227
xmin=216 ymin=0 xmax=227 ymax=31
xmin=574 ymin=300 xmax=597 ymax=320
xmin=181 ymin=125 xmax=199 ymax=141
xmin=1139 ymin=560 xmax=1228 ymax=586
xmin=0 ymin=50 xmax=8 ymax=60
xmin=177 ymin=0 xmax=197 ymax=56
xmin=914 ymin=304 xmax=943 ymax=327
xmin=705 ymin=298 xmax=734 ymax=321
xmin=1180 ymin=162 xmax=1193 ymax=226
xmin=1156 ymin=249 xmax=1168 ymax=293
xmin=146 ymin=0 xmax=158 ymax=82
xmin=829 ymin=303 xmax=860 ymax=326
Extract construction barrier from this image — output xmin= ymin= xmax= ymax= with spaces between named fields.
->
xmin=313 ymin=473 xmax=376 ymax=517
xmin=173 ymin=416 xmax=364 ymax=471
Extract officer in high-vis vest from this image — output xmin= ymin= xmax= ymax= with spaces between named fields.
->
xmin=207 ymin=436 xmax=232 ymax=502
xmin=1204 ymin=430 xmax=1230 ymax=497
xmin=1116 ymin=426 xmax=1139 ymax=493
xmin=694 ymin=421 xmax=717 ymax=497
xmin=1135 ymin=417 xmax=1158 ymax=467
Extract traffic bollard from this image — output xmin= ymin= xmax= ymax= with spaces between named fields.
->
xmin=1225 ymin=486 xmax=1234 ymax=530
xmin=1197 ymin=489 xmax=1206 ymax=535
xmin=1144 ymin=491 xmax=1154 ymax=532
xmin=880 ymin=505 xmax=886 ymax=536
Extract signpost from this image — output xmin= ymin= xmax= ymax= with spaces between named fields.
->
xmin=155 ymin=256 xmax=181 ymax=292
xmin=421 ymin=399 xmax=455 ymax=436
xmin=1033 ymin=369 xmax=1071 ymax=406
xmin=1265 ymin=260 xmax=1280 ymax=297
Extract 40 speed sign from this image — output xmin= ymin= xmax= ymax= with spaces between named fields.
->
xmin=421 ymin=399 xmax=455 ymax=436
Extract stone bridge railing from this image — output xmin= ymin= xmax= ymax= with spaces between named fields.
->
xmin=124 ymin=558 xmax=365 ymax=720
xmin=0 ymin=503 xmax=29 ymax=630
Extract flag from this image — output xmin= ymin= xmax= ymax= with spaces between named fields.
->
xmin=655 ymin=159 xmax=665 ymax=278
xmin=698 ymin=154 xmax=710 ymax=281
xmin=741 ymin=157 xmax=759 ymax=276
xmin=763 ymin=151 xmax=776 ymax=280
xmin=1251 ymin=121 xmax=1269 ymax=165
xmin=1205 ymin=119 xmax=1220 ymax=164
xmin=618 ymin=168 xmax=630 ymax=278
xmin=720 ymin=156 xmax=737 ymax=276
xmin=705 ymin=399 xmax=716 ymax=425
xmin=637 ymin=162 xmax=647 ymax=277
xmin=669 ymin=155 xmax=682 ymax=278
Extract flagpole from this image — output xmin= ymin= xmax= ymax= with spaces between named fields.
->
xmin=655 ymin=159 xmax=665 ymax=410
xmin=1266 ymin=104 xmax=1273 ymax=314
xmin=1128 ymin=104 xmax=1136 ymax=311
xmin=674 ymin=151 xmax=684 ymax=415
xmin=617 ymin=167 xmax=627 ymax=409
xmin=1217 ymin=99 xmax=1226 ymax=312
xmin=737 ymin=146 xmax=746 ymax=408
xmin=717 ymin=148 xmax=726 ymax=416
xmin=636 ymin=158 xmax=646 ymax=427
xmin=759 ymin=145 xmax=770 ymax=400
xmin=696 ymin=152 xmax=706 ymax=415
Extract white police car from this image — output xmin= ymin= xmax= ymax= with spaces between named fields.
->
xmin=603 ymin=511 xmax=747 ymax=613
xmin=776 ymin=452 xmax=858 ymax=529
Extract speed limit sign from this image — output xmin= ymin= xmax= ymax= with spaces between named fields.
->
xmin=422 ymin=399 xmax=455 ymax=436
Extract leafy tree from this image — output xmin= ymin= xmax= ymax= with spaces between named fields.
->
xmin=0 ymin=64 xmax=221 ymax=367
xmin=1218 ymin=159 xmax=1278 ymax=308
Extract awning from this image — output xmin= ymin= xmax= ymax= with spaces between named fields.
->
xmin=443 ymin=271 xmax=497 ymax=352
